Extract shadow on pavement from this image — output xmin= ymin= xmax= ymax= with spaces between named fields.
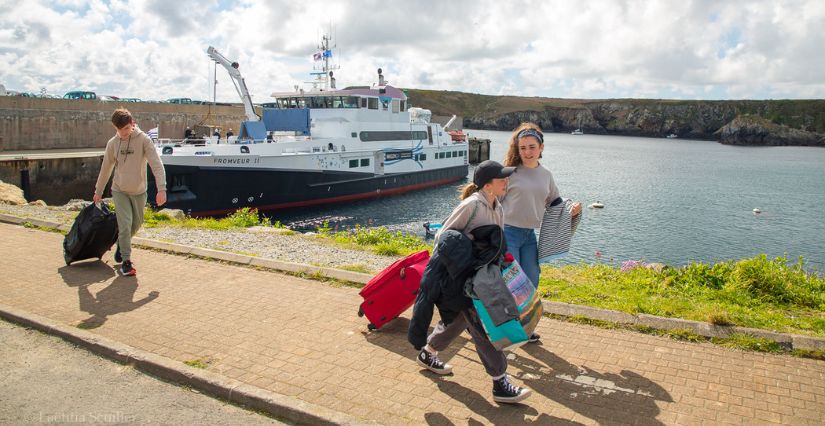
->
xmin=514 ymin=343 xmax=673 ymax=425
xmin=76 ymin=277 xmax=159 ymax=329
xmin=423 ymin=376 xmax=582 ymax=425
xmin=361 ymin=317 xmax=472 ymax=365
xmin=363 ymin=317 xmax=673 ymax=424
xmin=57 ymin=261 xmax=115 ymax=287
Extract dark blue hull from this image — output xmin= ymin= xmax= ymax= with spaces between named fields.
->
xmin=148 ymin=165 xmax=468 ymax=217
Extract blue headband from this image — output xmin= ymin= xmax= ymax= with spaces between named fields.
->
xmin=517 ymin=128 xmax=544 ymax=144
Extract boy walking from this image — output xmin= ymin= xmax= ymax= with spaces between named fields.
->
xmin=94 ymin=108 xmax=167 ymax=276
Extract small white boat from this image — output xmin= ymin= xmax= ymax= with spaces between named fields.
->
xmin=571 ymin=128 xmax=584 ymax=135
xmin=666 ymin=133 xmax=678 ymax=139
xmin=589 ymin=201 xmax=604 ymax=209
xmin=753 ymin=208 xmax=761 ymax=214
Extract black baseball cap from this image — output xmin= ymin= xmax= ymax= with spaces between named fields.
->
xmin=473 ymin=160 xmax=515 ymax=187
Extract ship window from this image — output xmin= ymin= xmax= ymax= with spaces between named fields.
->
xmin=360 ymin=98 xmax=367 ymax=108
xmin=392 ymin=99 xmax=400 ymax=113
xmin=360 ymin=131 xmax=426 ymax=142
xmin=416 ymin=153 xmax=427 ymax=161
xmin=453 ymin=151 xmax=458 ymax=157
xmin=400 ymin=100 xmax=406 ymax=111
xmin=459 ymin=151 xmax=464 ymax=157
xmin=446 ymin=151 xmax=452 ymax=158
xmin=368 ymin=98 xmax=378 ymax=110
xmin=360 ymin=158 xmax=370 ymax=167
xmin=349 ymin=159 xmax=359 ymax=168
xmin=351 ymin=132 xmax=357 ymax=138
xmin=241 ymin=146 xmax=250 ymax=153
xmin=344 ymin=96 xmax=359 ymax=108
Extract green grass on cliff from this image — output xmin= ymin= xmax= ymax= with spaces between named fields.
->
xmin=540 ymin=255 xmax=825 ymax=337
xmin=406 ymin=89 xmax=825 ymax=133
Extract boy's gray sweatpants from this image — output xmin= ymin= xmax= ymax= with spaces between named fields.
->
xmin=426 ymin=308 xmax=507 ymax=378
xmin=111 ymin=190 xmax=147 ymax=262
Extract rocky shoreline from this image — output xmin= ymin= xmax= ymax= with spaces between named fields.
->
xmin=0 ymin=202 xmax=397 ymax=273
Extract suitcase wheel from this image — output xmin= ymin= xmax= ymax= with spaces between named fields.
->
xmin=357 ymin=307 xmax=364 ymax=317
xmin=367 ymin=323 xmax=377 ymax=331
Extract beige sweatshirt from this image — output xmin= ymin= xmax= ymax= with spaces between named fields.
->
xmin=436 ymin=191 xmax=504 ymax=240
xmin=501 ymin=163 xmax=560 ymax=229
xmin=94 ymin=129 xmax=166 ymax=196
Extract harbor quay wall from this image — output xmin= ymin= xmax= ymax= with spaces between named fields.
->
xmin=0 ymin=156 xmax=103 ymax=204
xmin=0 ymin=97 xmax=248 ymax=151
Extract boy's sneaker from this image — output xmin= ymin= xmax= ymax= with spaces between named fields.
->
xmin=493 ymin=375 xmax=531 ymax=404
xmin=114 ymin=246 xmax=122 ymax=263
xmin=120 ymin=260 xmax=136 ymax=276
xmin=527 ymin=333 xmax=541 ymax=343
xmin=416 ymin=349 xmax=453 ymax=375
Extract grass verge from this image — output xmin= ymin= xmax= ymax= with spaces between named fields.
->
xmin=540 ymin=255 xmax=825 ymax=338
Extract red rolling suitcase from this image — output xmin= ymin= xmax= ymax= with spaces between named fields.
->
xmin=358 ymin=250 xmax=430 ymax=330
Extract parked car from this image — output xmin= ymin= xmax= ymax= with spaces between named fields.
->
xmin=166 ymin=98 xmax=193 ymax=104
xmin=120 ymin=98 xmax=142 ymax=102
xmin=98 ymin=95 xmax=120 ymax=101
xmin=64 ymin=91 xmax=97 ymax=100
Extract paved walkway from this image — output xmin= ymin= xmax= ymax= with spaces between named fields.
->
xmin=1 ymin=222 xmax=823 ymax=425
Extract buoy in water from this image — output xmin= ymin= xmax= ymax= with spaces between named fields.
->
xmin=753 ymin=208 xmax=761 ymax=214
xmin=589 ymin=201 xmax=604 ymax=209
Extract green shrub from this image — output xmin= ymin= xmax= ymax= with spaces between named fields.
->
xmin=728 ymin=255 xmax=824 ymax=308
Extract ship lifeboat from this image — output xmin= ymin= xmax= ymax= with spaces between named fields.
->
xmin=448 ymin=130 xmax=467 ymax=142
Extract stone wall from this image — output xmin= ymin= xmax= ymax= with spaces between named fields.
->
xmin=0 ymin=97 xmax=249 ymax=151
xmin=0 ymin=156 xmax=104 ymax=204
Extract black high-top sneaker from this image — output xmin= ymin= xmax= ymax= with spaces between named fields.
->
xmin=416 ymin=349 xmax=453 ymax=375
xmin=493 ymin=375 xmax=531 ymax=403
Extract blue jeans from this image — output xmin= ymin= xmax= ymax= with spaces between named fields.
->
xmin=503 ymin=225 xmax=540 ymax=287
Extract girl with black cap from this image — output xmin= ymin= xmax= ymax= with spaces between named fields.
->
xmin=415 ymin=160 xmax=532 ymax=404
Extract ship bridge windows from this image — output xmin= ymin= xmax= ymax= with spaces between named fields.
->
xmin=359 ymin=130 xmax=428 ymax=142
xmin=266 ymin=96 xmax=359 ymax=109
xmin=367 ymin=98 xmax=378 ymax=110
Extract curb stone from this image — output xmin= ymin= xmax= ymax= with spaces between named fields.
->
xmin=0 ymin=303 xmax=375 ymax=426
xmin=542 ymin=301 xmax=825 ymax=351
xmin=2 ymin=213 xmax=823 ymax=352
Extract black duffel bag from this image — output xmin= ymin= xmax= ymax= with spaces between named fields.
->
xmin=63 ymin=203 xmax=118 ymax=265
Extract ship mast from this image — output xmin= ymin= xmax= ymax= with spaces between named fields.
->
xmin=308 ymin=33 xmax=340 ymax=91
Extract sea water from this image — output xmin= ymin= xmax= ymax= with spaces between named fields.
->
xmin=271 ymin=130 xmax=825 ymax=270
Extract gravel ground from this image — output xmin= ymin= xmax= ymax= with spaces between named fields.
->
xmin=0 ymin=203 xmax=397 ymax=273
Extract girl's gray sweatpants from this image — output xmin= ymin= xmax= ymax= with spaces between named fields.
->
xmin=111 ymin=190 xmax=147 ymax=262
xmin=426 ymin=308 xmax=507 ymax=378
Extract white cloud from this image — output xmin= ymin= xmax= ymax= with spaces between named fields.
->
xmin=1 ymin=0 xmax=823 ymax=101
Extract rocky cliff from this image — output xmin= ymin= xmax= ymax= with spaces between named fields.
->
xmin=407 ymin=90 xmax=825 ymax=147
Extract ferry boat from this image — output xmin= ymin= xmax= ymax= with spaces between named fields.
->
xmin=151 ymin=36 xmax=468 ymax=217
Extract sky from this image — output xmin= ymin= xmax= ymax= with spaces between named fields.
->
xmin=1 ymin=0 xmax=824 ymax=102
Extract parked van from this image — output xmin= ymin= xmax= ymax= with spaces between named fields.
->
xmin=166 ymin=98 xmax=193 ymax=104
xmin=64 ymin=91 xmax=97 ymax=100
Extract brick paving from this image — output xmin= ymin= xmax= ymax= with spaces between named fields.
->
xmin=1 ymin=222 xmax=823 ymax=425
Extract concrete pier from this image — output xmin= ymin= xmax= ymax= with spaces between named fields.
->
xmin=467 ymin=136 xmax=491 ymax=164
